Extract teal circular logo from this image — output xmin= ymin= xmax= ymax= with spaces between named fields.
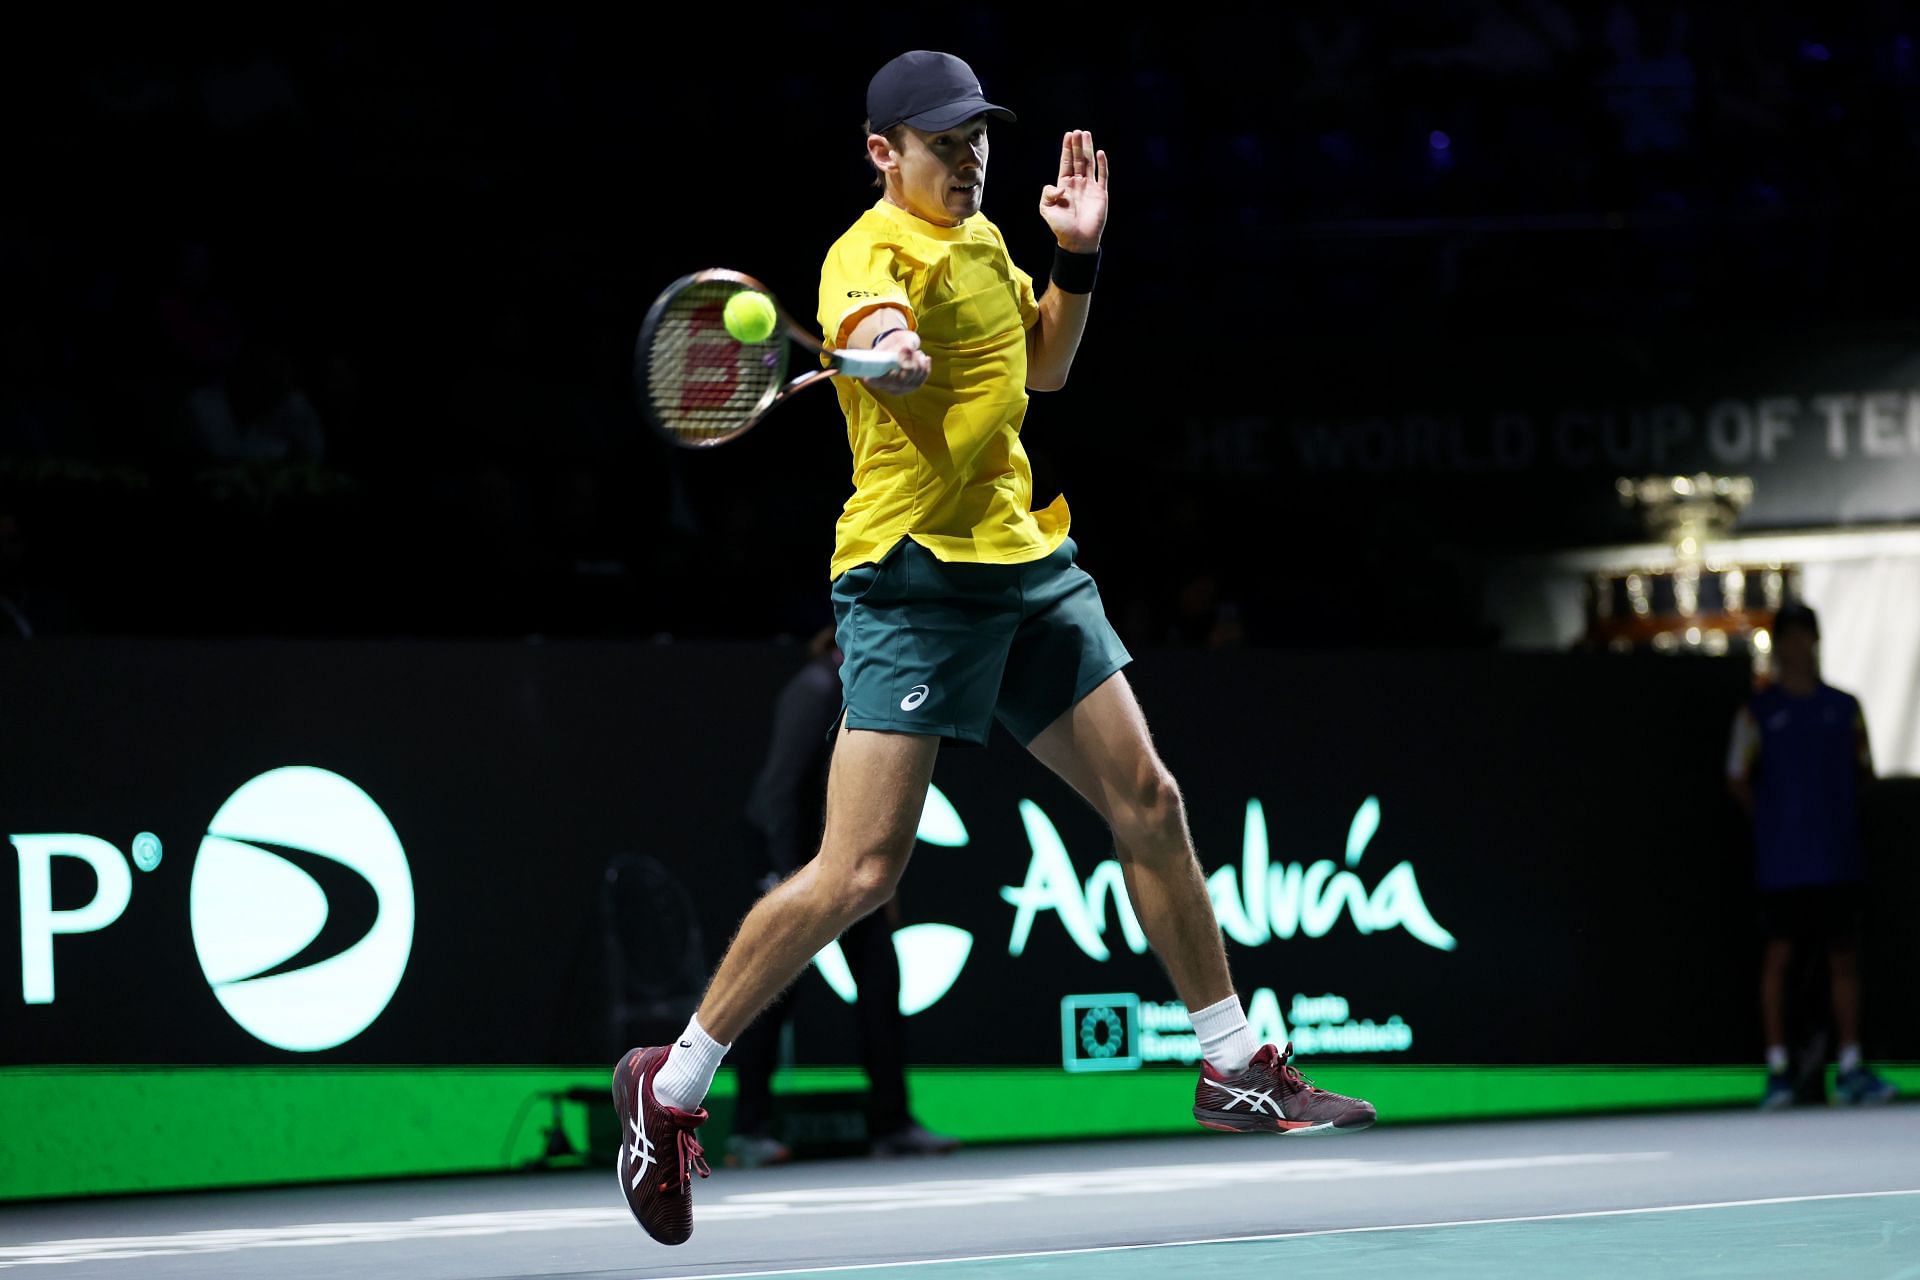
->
xmin=131 ymin=832 xmax=163 ymax=872
xmin=1080 ymin=1006 xmax=1124 ymax=1058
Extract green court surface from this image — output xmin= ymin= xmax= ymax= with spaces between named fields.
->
xmin=683 ymin=1191 xmax=1920 ymax=1280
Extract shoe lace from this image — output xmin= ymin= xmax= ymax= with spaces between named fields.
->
xmin=676 ymin=1126 xmax=712 ymax=1188
xmin=1276 ymin=1043 xmax=1324 ymax=1093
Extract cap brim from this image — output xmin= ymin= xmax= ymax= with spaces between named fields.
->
xmin=902 ymin=99 xmax=1017 ymax=132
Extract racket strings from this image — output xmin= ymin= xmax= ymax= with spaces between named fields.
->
xmin=644 ymin=282 xmax=785 ymax=443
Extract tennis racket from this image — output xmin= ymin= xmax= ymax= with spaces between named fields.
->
xmin=633 ymin=269 xmax=901 ymax=448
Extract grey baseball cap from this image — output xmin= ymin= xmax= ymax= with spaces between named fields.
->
xmin=867 ymin=51 xmax=1016 ymax=134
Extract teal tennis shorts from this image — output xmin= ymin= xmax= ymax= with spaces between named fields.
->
xmin=830 ymin=537 xmax=1133 ymax=746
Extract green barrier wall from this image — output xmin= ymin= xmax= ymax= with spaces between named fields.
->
xmin=6 ymin=1063 xmax=1915 ymax=1201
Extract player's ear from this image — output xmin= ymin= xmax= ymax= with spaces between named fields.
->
xmin=866 ymin=133 xmax=898 ymax=177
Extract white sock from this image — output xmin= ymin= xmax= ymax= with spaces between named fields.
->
xmin=1839 ymin=1043 xmax=1862 ymax=1074
xmin=1190 ymin=994 xmax=1258 ymax=1075
xmin=1766 ymin=1045 xmax=1788 ymax=1073
xmin=652 ymin=1015 xmax=729 ymax=1112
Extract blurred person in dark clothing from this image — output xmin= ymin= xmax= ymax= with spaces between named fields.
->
xmin=729 ymin=628 xmax=959 ymax=1166
xmin=1727 ymin=602 xmax=1899 ymax=1108
xmin=186 ymin=339 xmax=327 ymax=464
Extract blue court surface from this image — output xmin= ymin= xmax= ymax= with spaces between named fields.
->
xmin=2 ymin=1106 xmax=1914 ymax=1278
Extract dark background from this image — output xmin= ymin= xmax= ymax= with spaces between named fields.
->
xmin=5 ymin=641 xmax=1916 ymax=1067
xmin=6 ymin=6 xmax=1920 ymax=647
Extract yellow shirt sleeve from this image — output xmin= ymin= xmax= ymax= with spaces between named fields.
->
xmin=818 ymin=233 xmax=917 ymax=349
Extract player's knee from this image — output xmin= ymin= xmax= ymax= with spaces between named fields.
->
xmin=816 ymin=811 xmax=915 ymax=914
xmin=841 ymin=854 xmax=905 ymax=919
xmin=1115 ymin=764 xmax=1187 ymax=848
xmin=821 ymin=828 xmax=910 ymax=918
xmin=1143 ymin=765 xmax=1187 ymax=832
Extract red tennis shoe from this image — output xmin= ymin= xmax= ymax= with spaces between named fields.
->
xmin=613 ymin=1045 xmax=712 ymax=1245
xmin=1194 ymin=1041 xmax=1376 ymax=1135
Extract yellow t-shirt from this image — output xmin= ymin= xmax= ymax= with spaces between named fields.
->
xmin=817 ymin=198 xmax=1070 ymax=579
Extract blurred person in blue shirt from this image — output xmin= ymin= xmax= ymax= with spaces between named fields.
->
xmin=1727 ymin=602 xmax=1898 ymax=1108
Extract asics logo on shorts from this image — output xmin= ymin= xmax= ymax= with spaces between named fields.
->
xmin=900 ymin=684 xmax=930 ymax=711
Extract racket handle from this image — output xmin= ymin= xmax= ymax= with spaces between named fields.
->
xmin=828 ymin=348 xmax=903 ymax=381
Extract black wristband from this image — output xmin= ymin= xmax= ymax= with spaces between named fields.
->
xmin=1050 ymin=245 xmax=1101 ymax=294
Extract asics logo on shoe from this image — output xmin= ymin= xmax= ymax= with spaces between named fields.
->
xmin=1214 ymin=1083 xmax=1282 ymax=1116
xmin=900 ymin=684 xmax=930 ymax=711
xmin=626 ymin=1116 xmax=656 ymax=1190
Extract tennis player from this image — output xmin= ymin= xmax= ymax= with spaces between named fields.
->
xmin=615 ymin=50 xmax=1375 ymax=1246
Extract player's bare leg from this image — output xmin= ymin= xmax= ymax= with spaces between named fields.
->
xmin=615 ymin=722 xmax=938 ymax=1244
xmin=1027 ymin=671 xmax=1375 ymax=1135
xmin=698 ymin=722 xmax=939 ymax=1042
xmin=1025 ymin=671 xmax=1232 ymax=1010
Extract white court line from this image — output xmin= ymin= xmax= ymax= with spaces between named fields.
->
xmin=15 ymin=1153 xmax=1910 ymax=1271
xmin=663 ymin=1188 xmax=1920 ymax=1280
xmin=0 ymin=1153 xmax=1667 ymax=1267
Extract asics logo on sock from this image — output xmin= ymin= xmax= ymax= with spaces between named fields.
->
xmin=679 ymin=1040 xmax=692 ymax=1049
xmin=626 ymin=1117 xmax=656 ymax=1190
xmin=1214 ymin=1083 xmax=1282 ymax=1116
xmin=900 ymin=684 xmax=930 ymax=711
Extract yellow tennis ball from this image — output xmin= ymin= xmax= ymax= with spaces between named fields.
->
xmin=723 ymin=290 xmax=778 ymax=343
